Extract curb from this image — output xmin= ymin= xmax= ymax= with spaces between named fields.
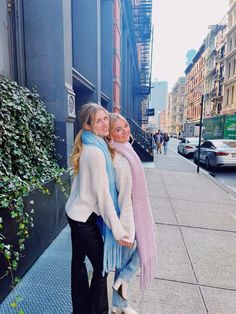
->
xmin=169 ymin=146 xmax=236 ymax=200
xmin=199 ymin=169 xmax=236 ymax=200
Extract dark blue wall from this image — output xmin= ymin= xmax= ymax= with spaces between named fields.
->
xmin=19 ymin=0 xmax=142 ymax=166
xmin=23 ymin=0 xmax=68 ymax=167
xmin=72 ymin=0 xmax=100 ymax=103
xmin=101 ymin=0 xmax=113 ymax=111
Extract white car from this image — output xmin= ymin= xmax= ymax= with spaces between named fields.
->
xmin=193 ymin=139 xmax=236 ymax=170
xmin=177 ymin=137 xmax=204 ymax=157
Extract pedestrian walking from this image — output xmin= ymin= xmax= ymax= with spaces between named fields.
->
xmin=154 ymin=130 xmax=163 ymax=154
xmin=109 ymin=113 xmax=157 ymax=314
xmin=163 ymin=132 xmax=170 ymax=155
xmin=65 ymin=103 xmax=130 ymax=314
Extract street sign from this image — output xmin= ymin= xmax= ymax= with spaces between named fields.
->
xmin=224 ymin=115 xmax=236 ymax=139
xmin=146 ymin=108 xmax=155 ymax=116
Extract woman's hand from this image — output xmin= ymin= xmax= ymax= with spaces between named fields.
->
xmin=117 ymin=236 xmax=133 ymax=248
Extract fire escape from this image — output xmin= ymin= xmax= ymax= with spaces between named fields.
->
xmin=132 ymin=0 xmax=153 ymax=124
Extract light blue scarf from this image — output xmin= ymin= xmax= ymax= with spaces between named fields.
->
xmin=81 ymin=130 xmax=122 ymax=274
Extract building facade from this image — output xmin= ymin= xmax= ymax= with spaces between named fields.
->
xmin=148 ymin=80 xmax=168 ymax=130
xmin=159 ymin=110 xmax=166 ymax=132
xmin=131 ymin=0 xmax=153 ymax=125
xmin=184 ymin=44 xmax=206 ymax=136
xmin=150 ymin=80 xmax=168 ymax=112
xmin=171 ymin=77 xmax=185 ymax=134
xmin=0 ymin=0 xmax=152 ymax=166
xmin=212 ymin=20 xmax=227 ymax=115
xmin=186 ymin=49 xmax=196 ymax=66
xmin=222 ymin=0 xmax=236 ymax=114
xmin=164 ymin=92 xmax=172 ymax=133
xmin=204 ymin=25 xmax=223 ymax=117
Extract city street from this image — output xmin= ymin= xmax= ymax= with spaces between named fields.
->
xmin=1 ymin=0 xmax=236 ymax=313
xmin=2 ymin=138 xmax=236 ymax=313
xmin=169 ymin=138 xmax=236 ymax=194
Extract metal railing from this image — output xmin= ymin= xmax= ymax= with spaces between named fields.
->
xmin=128 ymin=118 xmax=153 ymax=156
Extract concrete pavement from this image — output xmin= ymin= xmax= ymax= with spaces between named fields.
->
xmin=124 ymin=146 xmax=236 ymax=314
xmin=1 ymin=145 xmax=236 ymax=313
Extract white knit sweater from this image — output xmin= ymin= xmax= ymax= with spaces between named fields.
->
xmin=113 ymin=153 xmax=135 ymax=243
xmin=65 ymin=146 xmax=127 ymax=241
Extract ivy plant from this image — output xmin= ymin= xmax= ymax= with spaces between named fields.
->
xmin=0 ymin=77 xmax=66 ymax=311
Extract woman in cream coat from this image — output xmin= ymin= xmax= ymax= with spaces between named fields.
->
xmin=66 ymin=104 xmax=130 ymax=314
xmin=109 ymin=113 xmax=157 ymax=314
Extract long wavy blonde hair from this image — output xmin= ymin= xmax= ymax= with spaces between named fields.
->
xmin=71 ymin=103 xmax=109 ymax=174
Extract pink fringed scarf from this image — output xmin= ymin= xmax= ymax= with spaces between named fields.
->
xmin=112 ymin=141 xmax=157 ymax=290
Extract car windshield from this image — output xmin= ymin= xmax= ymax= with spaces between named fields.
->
xmin=213 ymin=141 xmax=236 ymax=148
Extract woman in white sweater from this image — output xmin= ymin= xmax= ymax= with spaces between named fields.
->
xmin=65 ymin=104 xmax=130 ymax=314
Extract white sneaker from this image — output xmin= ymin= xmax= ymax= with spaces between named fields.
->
xmin=122 ymin=306 xmax=138 ymax=314
xmin=112 ymin=278 xmax=129 ymax=300
xmin=111 ymin=306 xmax=117 ymax=313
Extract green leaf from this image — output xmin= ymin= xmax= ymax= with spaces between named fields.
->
xmin=15 ymin=295 xmax=23 ymax=302
xmin=0 ymin=77 xmax=65 ymax=300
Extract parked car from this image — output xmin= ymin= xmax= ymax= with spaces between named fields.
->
xmin=171 ymin=132 xmax=177 ymax=138
xmin=177 ymin=137 xmax=204 ymax=157
xmin=193 ymin=139 xmax=236 ymax=170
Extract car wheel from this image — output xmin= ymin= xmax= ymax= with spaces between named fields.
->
xmin=205 ymin=157 xmax=211 ymax=170
xmin=177 ymin=147 xmax=181 ymax=154
xmin=193 ymin=153 xmax=198 ymax=164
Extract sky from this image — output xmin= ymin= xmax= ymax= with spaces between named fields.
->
xmin=151 ymin=0 xmax=229 ymax=91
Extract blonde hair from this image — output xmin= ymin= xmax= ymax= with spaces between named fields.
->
xmin=71 ymin=103 xmax=109 ymax=174
xmin=109 ymin=113 xmax=129 ymax=135
xmin=108 ymin=113 xmax=132 ymax=159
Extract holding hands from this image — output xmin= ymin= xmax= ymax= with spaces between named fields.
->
xmin=118 ymin=235 xmax=133 ymax=248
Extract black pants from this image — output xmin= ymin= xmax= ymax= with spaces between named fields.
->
xmin=67 ymin=213 xmax=108 ymax=314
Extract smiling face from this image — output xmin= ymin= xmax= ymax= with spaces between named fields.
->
xmin=90 ymin=109 xmax=110 ymax=137
xmin=110 ymin=118 xmax=131 ymax=143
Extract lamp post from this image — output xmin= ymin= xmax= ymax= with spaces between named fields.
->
xmin=193 ymin=85 xmax=204 ymax=173
xmin=197 ymin=94 xmax=204 ymax=173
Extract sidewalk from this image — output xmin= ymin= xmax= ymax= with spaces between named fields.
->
xmin=1 ymin=147 xmax=236 ymax=313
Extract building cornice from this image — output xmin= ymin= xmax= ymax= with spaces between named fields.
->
xmin=224 ymin=47 xmax=236 ymax=60
xmin=223 ymin=74 xmax=236 ymax=86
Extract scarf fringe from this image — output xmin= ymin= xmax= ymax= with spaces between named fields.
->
xmin=139 ymin=255 xmax=157 ymax=290
xmin=103 ymin=236 xmax=123 ymax=275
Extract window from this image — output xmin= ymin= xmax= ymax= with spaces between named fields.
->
xmin=228 ymin=63 xmax=231 ymax=79
xmin=201 ymin=142 xmax=210 ymax=148
xmin=226 ymin=88 xmax=230 ymax=106
xmin=202 ymin=141 xmax=213 ymax=149
xmin=219 ymin=85 xmax=222 ymax=96
xmin=229 ymin=38 xmax=233 ymax=51
xmin=231 ymin=86 xmax=234 ymax=105
xmin=2 ymin=0 xmax=25 ymax=84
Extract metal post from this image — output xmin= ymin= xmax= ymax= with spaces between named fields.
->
xmin=197 ymin=94 xmax=204 ymax=173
